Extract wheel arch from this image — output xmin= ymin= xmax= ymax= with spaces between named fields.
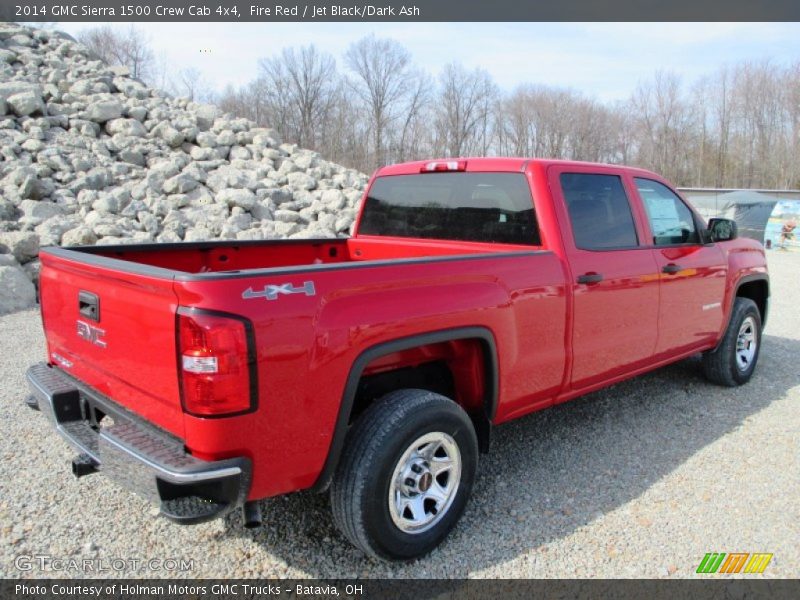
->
xmin=310 ymin=326 xmax=499 ymax=492
xmin=734 ymin=275 xmax=769 ymax=328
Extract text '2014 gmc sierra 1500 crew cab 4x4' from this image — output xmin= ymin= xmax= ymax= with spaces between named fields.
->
xmin=26 ymin=158 xmax=768 ymax=560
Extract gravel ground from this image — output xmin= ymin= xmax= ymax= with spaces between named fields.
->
xmin=1 ymin=252 xmax=798 ymax=579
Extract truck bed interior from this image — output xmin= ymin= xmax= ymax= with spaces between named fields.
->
xmin=62 ymin=236 xmax=536 ymax=276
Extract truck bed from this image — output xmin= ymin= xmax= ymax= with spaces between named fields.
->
xmin=38 ymin=235 xmax=559 ymax=500
xmin=45 ymin=235 xmax=531 ymax=280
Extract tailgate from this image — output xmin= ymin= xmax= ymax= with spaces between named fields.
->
xmin=38 ymin=250 xmax=184 ymax=437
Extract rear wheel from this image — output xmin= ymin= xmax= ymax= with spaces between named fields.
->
xmin=330 ymin=389 xmax=478 ymax=560
xmin=702 ymin=297 xmax=762 ymax=386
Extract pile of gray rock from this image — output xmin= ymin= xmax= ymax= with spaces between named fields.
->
xmin=0 ymin=23 xmax=369 ymax=315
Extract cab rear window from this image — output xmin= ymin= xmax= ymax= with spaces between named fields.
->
xmin=358 ymin=173 xmax=540 ymax=246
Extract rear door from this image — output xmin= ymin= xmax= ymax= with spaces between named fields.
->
xmin=549 ymin=165 xmax=660 ymax=391
xmin=38 ymin=251 xmax=184 ymax=437
xmin=631 ymin=177 xmax=727 ymax=355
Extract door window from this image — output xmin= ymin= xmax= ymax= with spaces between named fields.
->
xmin=634 ymin=178 xmax=700 ymax=245
xmin=561 ymin=173 xmax=639 ymax=250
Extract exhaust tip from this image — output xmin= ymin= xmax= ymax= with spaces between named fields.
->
xmin=71 ymin=454 xmax=98 ymax=478
xmin=242 ymin=501 xmax=262 ymax=528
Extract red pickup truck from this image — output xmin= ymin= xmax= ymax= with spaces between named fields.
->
xmin=26 ymin=158 xmax=768 ymax=560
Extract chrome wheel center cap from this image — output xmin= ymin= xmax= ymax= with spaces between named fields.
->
xmin=418 ymin=471 xmax=433 ymax=492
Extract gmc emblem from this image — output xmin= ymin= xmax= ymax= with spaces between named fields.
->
xmin=76 ymin=320 xmax=107 ymax=348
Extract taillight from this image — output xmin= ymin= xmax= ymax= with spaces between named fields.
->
xmin=420 ymin=160 xmax=467 ymax=173
xmin=177 ymin=307 xmax=256 ymax=417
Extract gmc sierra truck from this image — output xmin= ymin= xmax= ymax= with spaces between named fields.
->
xmin=26 ymin=158 xmax=768 ymax=560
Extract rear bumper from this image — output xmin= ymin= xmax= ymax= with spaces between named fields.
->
xmin=26 ymin=362 xmax=251 ymax=525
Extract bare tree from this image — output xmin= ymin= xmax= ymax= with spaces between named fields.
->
xmin=629 ymin=70 xmax=696 ymax=182
xmin=733 ymin=61 xmax=784 ymax=187
xmin=393 ymin=70 xmax=433 ymax=162
xmin=433 ymin=63 xmax=497 ymax=157
xmin=784 ymin=61 xmax=800 ymax=188
xmin=77 ymin=25 xmax=117 ymax=64
xmin=496 ymin=86 xmax=535 ymax=156
xmin=77 ymin=25 xmax=155 ymax=82
xmin=203 ymin=37 xmax=800 ymax=189
xmin=173 ymin=67 xmax=213 ymax=102
xmin=712 ymin=66 xmax=734 ymax=186
xmin=258 ymin=45 xmax=339 ymax=149
xmin=324 ymin=82 xmax=372 ymax=169
xmin=497 ymin=85 xmax=613 ymax=161
xmin=216 ymin=80 xmax=270 ymax=126
xmin=345 ymin=35 xmax=415 ymax=169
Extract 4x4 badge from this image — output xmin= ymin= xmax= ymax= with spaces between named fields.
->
xmin=243 ymin=281 xmax=316 ymax=301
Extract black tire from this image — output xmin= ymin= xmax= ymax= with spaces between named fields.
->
xmin=330 ymin=389 xmax=478 ymax=561
xmin=702 ymin=297 xmax=762 ymax=386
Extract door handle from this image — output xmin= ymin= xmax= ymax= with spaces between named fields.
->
xmin=662 ymin=263 xmax=683 ymax=274
xmin=577 ymin=272 xmax=604 ymax=284
xmin=78 ymin=291 xmax=100 ymax=321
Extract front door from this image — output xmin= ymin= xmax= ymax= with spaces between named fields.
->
xmin=631 ymin=177 xmax=727 ymax=356
xmin=549 ymin=167 xmax=661 ymax=391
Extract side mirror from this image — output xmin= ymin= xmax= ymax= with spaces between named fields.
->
xmin=708 ymin=218 xmax=738 ymax=242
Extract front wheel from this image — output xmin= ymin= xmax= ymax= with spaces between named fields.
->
xmin=330 ymin=389 xmax=478 ymax=560
xmin=702 ymin=297 xmax=762 ymax=386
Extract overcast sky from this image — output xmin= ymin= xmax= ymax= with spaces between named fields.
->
xmin=56 ymin=22 xmax=800 ymax=102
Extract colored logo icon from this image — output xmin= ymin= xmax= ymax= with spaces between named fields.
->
xmin=696 ymin=552 xmax=773 ymax=574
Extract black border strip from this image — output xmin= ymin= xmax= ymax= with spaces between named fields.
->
xmin=310 ymin=326 xmax=499 ymax=492
xmin=2 ymin=579 xmax=799 ymax=598
xmin=6 ymin=0 xmax=800 ymax=21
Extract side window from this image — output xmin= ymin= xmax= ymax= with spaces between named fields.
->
xmin=561 ymin=173 xmax=639 ymax=250
xmin=634 ymin=178 xmax=699 ymax=245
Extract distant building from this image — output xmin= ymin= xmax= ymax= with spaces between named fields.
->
xmin=679 ymin=188 xmax=800 ymax=247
